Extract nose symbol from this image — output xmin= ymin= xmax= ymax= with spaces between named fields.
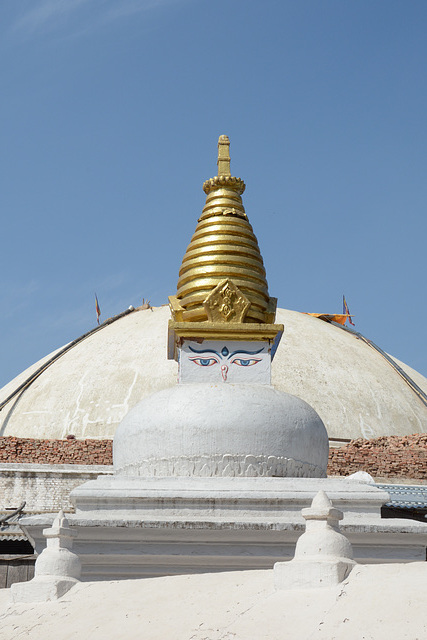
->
xmin=221 ymin=364 xmax=228 ymax=381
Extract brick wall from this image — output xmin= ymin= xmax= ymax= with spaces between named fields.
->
xmin=328 ymin=434 xmax=427 ymax=480
xmin=0 ymin=437 xmax=112 ymax=465
xmin=0 ymin=435 xmax=426 ymax=481
xmin=0 ymin=438 xmax=114 ymax=513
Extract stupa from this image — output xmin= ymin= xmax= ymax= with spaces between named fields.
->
xmin=114 ymin=134 xmax=329 ymax=481
xmin=20 ymin=137 xmax=427 ymax=580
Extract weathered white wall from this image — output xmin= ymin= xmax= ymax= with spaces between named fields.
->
xmin=0 ymin=464 xmax=113 ymax=513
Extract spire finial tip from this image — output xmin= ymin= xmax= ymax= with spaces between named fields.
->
xmin=217 ymin=134 xmax=231 ymax=176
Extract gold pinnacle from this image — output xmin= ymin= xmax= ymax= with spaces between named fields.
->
xmin=171 ymin=135 xmax=277 ymax=325
xmin=167 ymin=135 xmax=283 ymax=359
xmin=217 ymin=135 xmax=231 ymax=176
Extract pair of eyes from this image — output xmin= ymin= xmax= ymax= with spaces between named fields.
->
xmin=190 ymin=357 xmax=261 ymax=368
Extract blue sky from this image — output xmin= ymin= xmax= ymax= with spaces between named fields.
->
xmin=0 ymin=0 xmax=426 ymax=386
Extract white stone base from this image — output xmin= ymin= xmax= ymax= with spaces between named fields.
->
xmin=274 ymin=558 xmax=356 ymax=589
xmin=20 ymin=476 xmax=427 ymax=581
xmin=10 ymin=577 xmax=79 ymax=603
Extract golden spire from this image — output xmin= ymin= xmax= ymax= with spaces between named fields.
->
xmin=168 ymin=135 xmax=283 ymax=359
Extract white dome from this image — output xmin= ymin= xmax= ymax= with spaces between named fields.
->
xmin=113 ymin=383 xmax=329 ymax=478
xmin=0 ymin=305 xmax=426 ymax=441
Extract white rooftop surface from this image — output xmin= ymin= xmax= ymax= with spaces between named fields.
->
xmin=0 ymin=563 xmax=426 ymax=639
xmin=1 ymin=305 xmax=426 ymax=441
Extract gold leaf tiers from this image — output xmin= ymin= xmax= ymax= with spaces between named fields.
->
xmin=176 ymin=213 xmax=272 ymax=324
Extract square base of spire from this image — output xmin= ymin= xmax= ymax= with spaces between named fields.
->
xmin=167 ymin=320 xmax=283 ymax=362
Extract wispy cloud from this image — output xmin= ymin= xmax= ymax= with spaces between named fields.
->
xmin=10 ymin=0 xmax=184 ymax=40
xmin=12 ymin=0 xmax=97 ymax=36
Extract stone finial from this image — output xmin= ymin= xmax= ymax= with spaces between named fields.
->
xmin=10 ymin=510 xmax=81 ymax=603
xmin=300 ymin=489 xmax=344 ymax=525
xmin=217 ymin=134 xmax=231 ymax=176
xmin=274 ymin=491 xmax=356 ymax=589
xmin=42 ymin=509 xmax=77 ymax=548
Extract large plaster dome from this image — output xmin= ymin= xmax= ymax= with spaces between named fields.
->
xmin=1 ymin=304 xmax=426 ymax=441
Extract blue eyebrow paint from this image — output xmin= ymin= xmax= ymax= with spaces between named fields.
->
xmin=188 ymin=346 xmax=221 ymax=356
xmin=228 ymin=348 xmax=264 ymax=359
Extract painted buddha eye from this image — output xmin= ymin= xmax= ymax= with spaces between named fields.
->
xmin=189 ymin=357 xmax=218 ymax=367
xmin=231 ymin=358 xmax=261 ymax=367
